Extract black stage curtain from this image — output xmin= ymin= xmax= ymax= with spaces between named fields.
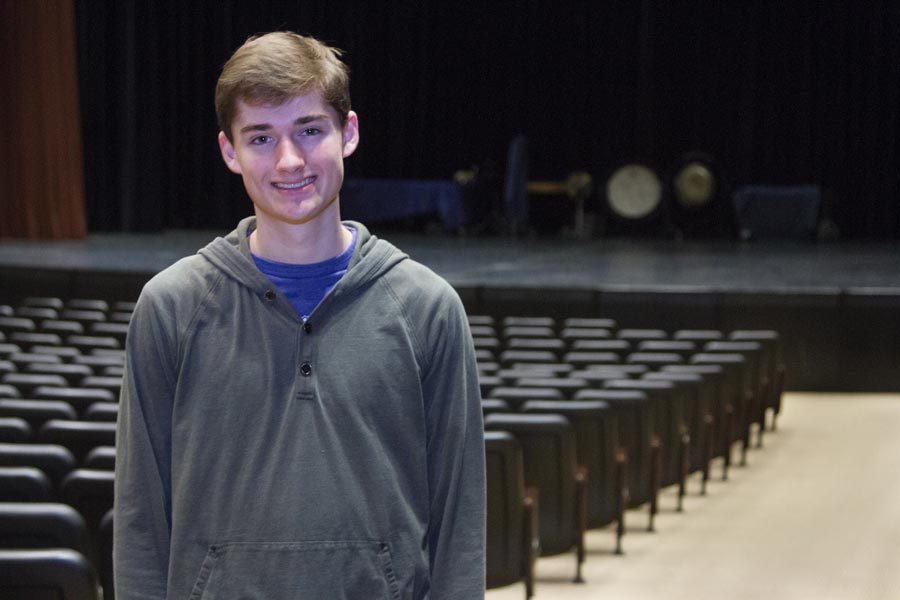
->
xmin=76 ymin=1 xmax=900 ymax=238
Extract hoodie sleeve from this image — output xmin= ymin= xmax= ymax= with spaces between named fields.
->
xmin=114 ymin=284 xmax=176 ymax=599
xmin=420 ymin=287 xmax=486 ymax=599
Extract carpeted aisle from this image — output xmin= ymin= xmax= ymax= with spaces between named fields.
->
xmin=486 ymin=393 xmax=900 ymax=599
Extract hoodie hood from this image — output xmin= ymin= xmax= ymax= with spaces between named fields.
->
xmin=197 ymin=216 xmax=409 ymax=304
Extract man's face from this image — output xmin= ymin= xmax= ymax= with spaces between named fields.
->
xmin=218 ymin=92 xmax=359 ymax=232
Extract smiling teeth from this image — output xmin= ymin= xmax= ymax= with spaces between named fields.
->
xmin=274 ymin=177 xmax=314 ymax=189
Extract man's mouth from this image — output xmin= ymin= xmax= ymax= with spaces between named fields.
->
xmin=273 ymin=176 xmax=316 ymax=190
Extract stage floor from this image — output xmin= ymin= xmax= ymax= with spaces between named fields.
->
xmin=2 ymin=230 xmax=900 ymax=391
xmin=1 ymin=229 xmax=900 ymax=292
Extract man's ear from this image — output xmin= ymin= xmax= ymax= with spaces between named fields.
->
xmin=218 ymin=131 xmax=242 ymax=174
xmin=341 ymin=111 xmax=360 ymax=158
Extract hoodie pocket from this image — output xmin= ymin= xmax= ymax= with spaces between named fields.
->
xmin=187 ymin=540 xmax=401 ymax=600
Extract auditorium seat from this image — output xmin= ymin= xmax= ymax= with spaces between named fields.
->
xmin=521 ymin=399 xmax=625 ymax=553
xmin=502 ymin=326 xmax=555 ymax=339
xmin=15 ymin=307 xmax=58 ymax=321
xmin=31 ymin=345 xmax=82 ymax=360
xmin=33 ymin=387 xmax=117 ymax=415
xmin=560 ymin=328 xmax=613 ymax=348
xmin=479 ymin=375 xmax=503 ymax=398
xmin=499 ymin=350 xmax=559 ymax=367
xmin=562 ymin=351 xmax=621 ymax=369
xmin=8 ymin=352 xmax=62 ymax=368
xmin=0 ymin=443 xmax=78 ymax=486
xmin=468 ymin=315 xmax=495 ymax=327
xmin=66 ymin=299 xmax=109 ymax=313
xmin=66 ymin=336 xmax=119 ymax=354
xmin=0 ymin=467 xmax=53 ymax=501
xmin=111 ymin=301 xmax=136 ymax=313
xmin=673 ymin=329 xmax=723 ymax=343
xmin=482 ymin=399 xmax=512 ymax=416
xmin=79 ymin=377 xmax=122 ymax=398
xmin=0 ymin=502 xmax=92 ymax=560
xmin=730 ymin=330 xmax=784 ymax=430
xmin=88 ymin=322 xmax=128 ymax=345
xmin=503 ymin=316 xmax=555 ymax=329
xmin=637 ymin=339 xmax=697 ymax=360
xmin=489 ymin=386 xmax=563 ymax=410
xmin=37 ymin=421 xmax=116 ymax=463
xmin=484 ymin=431 xmax=538 ymax=599
xmin=514 ymin=377 xmax=588 ymax=400
xmin=0 ymin=360 xmax=14 ymax=376
xmin=72 ymin=354 xmax=124 ymax=370
xmin=10 ymin=332 xmax=63 ymax=348
xmin=25 ymin=363 xmax=94 ymax=386
xmin=483 ymin=413 xmax=587 ymax=583
xmin=509 ymin=362 xmax=574 ymax=376
xmin=109 ymin=311 xmax=133 ymax=324
xmin=562 ymin=318 xmax=617 ymax=330
xmin=617 ymin=328 xmax=667 ymax=342
xmin=506 ymin=337 xmax=565 ymax=356
xmin=83 ymin=403 xmax=118 ymax=422
xmin=691 ymin=353 xmax=747 ymax=473
xmin=0 ymin=417 xmax=33 ymax=443
xmin=644 ymin=371 xmax=710 ymax=504
xmin=705 ymin=340 xmax=766 ymax=448
xmin=662 ymin=363 xmax=726 ymax=488
xmin=39 ymin=320 xmax=85 ymax=335
xmin=0 ymin=316 xmax=36 ymax=334
xmin=0 ymin=343 xmax=23 ymax=358
xmin=0 ymin=548 xmax=100 ymax=600
xmin=83 ymin=447 xmax=115 ymax=471
xmin=22 ymin=297 xmax=65 ymax=311
xmin=0 ymin=384 xmax=21 ymax=398
xmin=59 ymin=310 xmax=106 ymax=326
xmin=60 ymin=469 xmax=115 ymax=532
xmin=0 ymin=399 xmax=78 ymax=431
xmin=2 ymin=373 xmax=68 ymax=396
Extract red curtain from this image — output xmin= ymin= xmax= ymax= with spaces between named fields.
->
xmin=0 ymin=0 xmax=86 ymax=239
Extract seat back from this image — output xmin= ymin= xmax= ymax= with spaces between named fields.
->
xmin=0 ymin=467 xmax=53 ymax=501
xmin=0 ymin=548 xmax=99 ymax=600
xmin=484 ymin=431 xmax=528 ymax=590
xmin=484 ymin=413 xmax=577 ymax=557
xmin=521 ymin=400 xmax=617 ymax=528
xmin=0 ymin=502 xmax=92 ymax=558
xmin=37 ymin=421 xmax=116 ymax=463
xmin=60 ymin=469 xmax=115 ymax=532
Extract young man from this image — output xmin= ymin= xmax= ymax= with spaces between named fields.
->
xmin=114 ymin=32 xmax=485 ymax=599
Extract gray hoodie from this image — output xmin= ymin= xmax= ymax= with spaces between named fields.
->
xmin=114 ymin=217 xmax=485 ymax=599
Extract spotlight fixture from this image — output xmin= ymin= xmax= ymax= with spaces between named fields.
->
xmin=605 ymin=163 xmax=663 ymax=221
xmin=673 ymin=161 xmax=715 ymax=209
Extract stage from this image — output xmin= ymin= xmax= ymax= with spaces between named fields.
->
xmin=1 ymin=230 xmax=899 ymax=392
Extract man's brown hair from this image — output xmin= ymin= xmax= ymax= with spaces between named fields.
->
xmin=215 ymin=32 xmax=351 ymax=141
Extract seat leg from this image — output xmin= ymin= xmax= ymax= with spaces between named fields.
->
xmin=522 ymin=487 xmax=539 ymax=599
xmin=615 ymin=449 xmax=627 ymax=555
xmin=701 ymin=414 xmax=713 ymax=495
xmin=723 ymin=404 xmax=733 ymax=481
xmin=648 ymin=436 xmax=661 ymax=532
xmin=677 ymin=429 xmax=689 ymax=512
xmin=573 ymin=465 xmax=588 ymax=584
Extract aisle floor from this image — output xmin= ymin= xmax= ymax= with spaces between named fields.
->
xmin=486 ymin=393 xmax=900 ymax=600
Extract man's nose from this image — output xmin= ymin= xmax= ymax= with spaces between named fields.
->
xmin=275 ymin=140 xmax=305 ymax=171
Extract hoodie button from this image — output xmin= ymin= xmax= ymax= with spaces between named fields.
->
xmin=300 ymin=362 xmax=312 ymax=377
xmin=264 ymin=289 xmax=276 ymax=301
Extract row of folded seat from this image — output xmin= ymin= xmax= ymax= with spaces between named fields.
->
xmin=477 ymin=315 xmax=786 ymax=598
xmin=0 ymin=297 xmax=129 ymax=599
xmin=0 ymin=296 xmax=787 ymax=600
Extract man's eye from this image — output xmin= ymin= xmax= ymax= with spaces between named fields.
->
xmin=250 ymin=135 xmax=272 ymax=145
xmin=301 ymin=128 xmax=321 ymax=136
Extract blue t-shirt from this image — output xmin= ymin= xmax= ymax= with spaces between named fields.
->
xmin=252 ymin=227 xmax=357 ymax=320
